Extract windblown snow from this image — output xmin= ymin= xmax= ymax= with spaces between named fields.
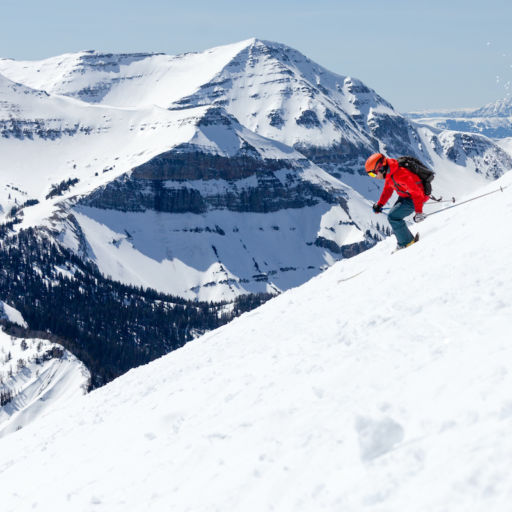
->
xmin=1 ymin=172 xmax=511 ymax=511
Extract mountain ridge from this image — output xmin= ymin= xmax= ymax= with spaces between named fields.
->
xmin=1 ymin=39 xmax=511 ymax=302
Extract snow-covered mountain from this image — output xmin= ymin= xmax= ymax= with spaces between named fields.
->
xmin=2 ymin=38 xmax=511 ymax=186
xmin=62 ymin=106 xmax=378 ymax=300
xmin=1 ymin=171 xmax=511 ymax=511
xmin=407 ymin=96 xmax=512 ymax=139
xmin=473 ymin=96 xmax=512 ymax=117
xmin=0 ymin=302 xmax=90 ymax=437
xmin=1 ymin=39 xmax=511 ymax=302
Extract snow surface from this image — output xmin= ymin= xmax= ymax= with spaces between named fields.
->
xmin=0 ymin=300 xmax=28 ymax=328
xmin=0 ymin=328 xmax=90 ymax=437
xmin=0 ymin=41 xmax=253 ymax=108
xmin=497 ymin=137 xmax=512 ymax=154
xmin=1 ymin=172 xmax=511 ymax=511
xmin=72 ymin=199 xmax=364 ymax=300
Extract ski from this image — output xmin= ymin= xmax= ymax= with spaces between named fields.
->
xmin=391 ymin=233 xmax=419 ymax=254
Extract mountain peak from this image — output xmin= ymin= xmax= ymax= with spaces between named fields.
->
xmin=473 ymin=95 xmax=512 ymax=117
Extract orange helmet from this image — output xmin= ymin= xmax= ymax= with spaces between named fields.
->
xmin=365 ymin=153 xmax=387 ymax=176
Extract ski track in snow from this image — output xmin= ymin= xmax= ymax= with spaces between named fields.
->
xmin=0 ymin=173 xmax=511 ymax=511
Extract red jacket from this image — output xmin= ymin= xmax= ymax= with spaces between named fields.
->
xmin=376 ymin=158 xmax=430 ymax=213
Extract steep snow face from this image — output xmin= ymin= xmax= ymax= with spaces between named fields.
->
xmin=59 ymin=107 xmax=380 ymax=301
xmin=68 ymin=199 xmax=372 ymax=301
xmin=169 ymin=39 xmax=384 ymax=150
xmin=497 ymin=137 xmax=512 ymax=155
xmin=0 ymin=300 xmax=27 ymax=328
xmin=0 ymin=41 xmax=252 ymax=107
xmin=0 ymin=306 xmax=90 ymax=438
xmin=1 ymin=172 xmax=511 ymax=511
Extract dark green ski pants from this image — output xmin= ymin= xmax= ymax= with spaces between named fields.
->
xmin=388 ymin=197 xmax=415 ymax=247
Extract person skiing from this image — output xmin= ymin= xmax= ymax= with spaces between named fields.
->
xmin=365 ymin=153 xmax=429 ymax=249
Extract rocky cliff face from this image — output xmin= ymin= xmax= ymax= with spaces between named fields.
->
xmin=81 ymin=151 xmax=329 ymax=215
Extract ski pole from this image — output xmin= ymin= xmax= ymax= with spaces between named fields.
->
xmin=380 ymin=196 xmax=455 ymax=211
xmin=378 ymin=185 xmax=506 ymax=214
xmin=426 ymin=185 xmax=509 ymax=218
xmin=429 ymin=196 xmax=456 ymax=204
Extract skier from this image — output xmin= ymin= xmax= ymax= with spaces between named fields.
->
xmin=365 ymin=153 xmax=429 ymax=250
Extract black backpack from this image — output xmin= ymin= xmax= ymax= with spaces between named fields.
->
xmin=396 ymin=156 xmax=435 ymax=196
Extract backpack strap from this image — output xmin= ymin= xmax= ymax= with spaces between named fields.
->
xmin=391 ymin=169 xmax=423 ymax=197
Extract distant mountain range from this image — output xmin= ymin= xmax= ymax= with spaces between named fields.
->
xmin=406 ymin=96 xmax=512 ymax=138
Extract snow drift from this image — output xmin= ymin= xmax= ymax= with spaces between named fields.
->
xmin=1 ymin=171 xmax=511 ymax=511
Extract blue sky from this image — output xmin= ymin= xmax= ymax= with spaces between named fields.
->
xmin=1 ymin=0 xmax=511 ymax=111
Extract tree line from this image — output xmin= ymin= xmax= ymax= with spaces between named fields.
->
xmin=0 ymin=228 xmax=272 ymax=388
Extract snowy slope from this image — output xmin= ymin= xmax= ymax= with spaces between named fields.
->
xmin=0 ymin=300 xmax=27 ymax=328
xmin=0 ymin=41 xmax=252 ymax=107
xmin=497 ymin=137 xmax=512 ymax=154
xmin=57 ymin=107 xmax=378 ymax=301
xmin=0 ymin=70 xmax=204 ymax=221
xmin=0 ymin=305 xmax=90 ymax=437
xmin=1 ymin=172 xmax=511 ymax=511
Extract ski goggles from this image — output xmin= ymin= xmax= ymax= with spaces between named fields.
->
xmin=367 ymin=163 xmax=385 ymax=177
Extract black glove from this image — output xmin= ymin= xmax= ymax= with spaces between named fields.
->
xmin=372 ymin=203 xmax=383 ymax=213
xmin=413 ymin=213 xmax=426 ymax=223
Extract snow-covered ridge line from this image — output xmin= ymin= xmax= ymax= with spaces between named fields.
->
xmin=405 ymin=96 xmax=512 ymax=139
